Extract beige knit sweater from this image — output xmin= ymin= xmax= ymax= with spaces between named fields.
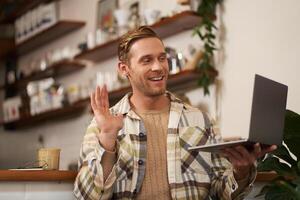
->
xmin=135 ymin=106 xmax=171 ymax=200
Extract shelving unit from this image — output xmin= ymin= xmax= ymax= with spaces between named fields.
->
xmin=0 ymin=9 xmax=205 ymax=129
xmin=4 ymin=100 xmax=87 ymax=129
xmin=5 ymin=59 xmax=86 ymax=90
xmin=16 ymin=20 xmax=85 ymax=55
xmin=0 ymin=21 xmax=85 ymax=57
xmin=78 ymin=69 xmax=202 ymax=106
xmin=0 ymin=0 xmax=58 ymax=24
xmin=75 ymin=11 xmax=201 ymax=63
xmin=3 ymin=69 xmax=203 ymax=129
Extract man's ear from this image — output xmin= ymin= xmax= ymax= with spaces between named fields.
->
xmin=118 ymin=62 xmax=129 ymax=77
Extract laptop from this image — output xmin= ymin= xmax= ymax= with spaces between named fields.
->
xmin=188 ymin=74 xmax=288 ymax=152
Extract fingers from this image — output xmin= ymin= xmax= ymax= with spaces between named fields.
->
xmin=252 ymin=143 xmax=277 ymax=158
xmin=261 ymin=144 xmax=277 ymax=156
xmin=223 ymin=145 xmax=256 ymax=166
xmin=253 ymin=143 xmax=262 ymax=157
xmin=90 ymin=85 xmax=109 ymax=113
xmin=95 ymin=86 xmax=101 ymax=108
xmin=102 ymin=84 xmax=109 ymax=110
xmin=90 ymin=92 xmax=97 ymax=112
xmin=236 ymin=146 xmax=256 ymax=164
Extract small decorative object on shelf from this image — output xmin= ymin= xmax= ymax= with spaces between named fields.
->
xmin=75 ymin=11 xmax=201 ymax=63
xmin=15 ymin=1 xmax=59 ymax=44
xmin=96 ymin=0 xmax=118 ymax=39
xmin=26 ymin=78 xmax=65 ymax=116
xmin=143 ymin=8 xmax=161 ymax=25
xmin=128 ymin=2 xmax=141 ymax=29
xmin=3 ymin=96 xmax=22 ymax=123
xmin=114 ymin=8 xmax=130 ymax=36
xmin=166 ymin=47 xmax=186 ymax=74
xmin=3 ymin=99 xmax=87 ymax=129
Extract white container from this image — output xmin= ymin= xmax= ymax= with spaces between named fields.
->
xmin=143 ymin=9 xmax=161 ymax=25
xmin=87 ymin=32 xmax=95 ymax=49
xmin=96 ymin=29 xmax=109 ymax=45
xmin=42 ymin=2 xmax=58 ymax=25
xmin=114 ymin=9 xmax=130 ymax=27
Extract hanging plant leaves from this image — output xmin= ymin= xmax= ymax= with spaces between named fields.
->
xmin=193 ymin=0 xmax=222 ymax=95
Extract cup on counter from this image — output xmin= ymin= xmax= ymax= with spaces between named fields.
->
xmin=37 ymin=148 xmax=61 ymax=170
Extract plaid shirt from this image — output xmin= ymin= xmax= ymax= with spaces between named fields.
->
xmin=74 ymin=92 xmax=256 ymax=200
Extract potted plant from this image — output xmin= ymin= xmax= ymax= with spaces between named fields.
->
xmin=256 ymin=110 xmax=300 ymax=199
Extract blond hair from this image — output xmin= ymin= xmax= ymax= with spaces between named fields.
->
xmin=118 ymin=26 xmax=161 ymax=63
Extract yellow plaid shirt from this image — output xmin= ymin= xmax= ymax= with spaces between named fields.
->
xmin=74 ymin=92 xmax=256 ymax=200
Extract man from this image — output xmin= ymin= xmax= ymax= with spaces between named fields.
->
xmin=74 ymin=26 xmax=276 ymax=200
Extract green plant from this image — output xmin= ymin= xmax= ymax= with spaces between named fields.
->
xmin=193 ymin=0 xmax=222 ymax=95
xmin=256 ymin=110 xmax=300 ymax=200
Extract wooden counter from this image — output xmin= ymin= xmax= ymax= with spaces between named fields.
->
xmin=0 ymin=170 xmax=277 ymax=182
xmin=0 ymin=170 xmax=77 ymax=182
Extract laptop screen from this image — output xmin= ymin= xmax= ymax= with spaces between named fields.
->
xmin=248 ymin=74 xmax=288 ymax=146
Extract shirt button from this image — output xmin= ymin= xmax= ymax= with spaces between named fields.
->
xmin=139 ymin=132 xmax=144 ymax=137
xmin=138 ymin=160 xmax=144 ymax=165
xmin=232 ymin=184 xmax=236 ymax=190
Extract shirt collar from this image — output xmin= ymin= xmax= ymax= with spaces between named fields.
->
xmin=111 ymin=91 xmax=185 ymax=120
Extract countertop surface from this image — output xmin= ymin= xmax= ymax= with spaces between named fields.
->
xmin=0 ymin=170 xmax=277 ymax=182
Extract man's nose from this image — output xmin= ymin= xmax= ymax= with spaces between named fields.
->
xmin=151 ymin=60 xmax=163 ymax=71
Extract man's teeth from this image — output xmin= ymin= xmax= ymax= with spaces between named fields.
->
xmin=150 ymin=76 xmax=163 ymax=81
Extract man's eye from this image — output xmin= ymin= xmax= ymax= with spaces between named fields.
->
xmin=159 ymin=56 xmax=166 ymax=62
xmin=142 ymin=58 xmax=151 ymax=64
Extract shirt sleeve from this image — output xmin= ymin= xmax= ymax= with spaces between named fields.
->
xmin=73 ymin=118 xmax=121 ymax=200
xmin=207 ymin=119 xmax=257 ymax=200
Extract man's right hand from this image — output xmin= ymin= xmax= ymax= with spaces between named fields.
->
xmin=90 ymin=85 xmax=124 ymax=151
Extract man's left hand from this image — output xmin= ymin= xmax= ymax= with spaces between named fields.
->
xmin=222 ymin=143 xmax=277 ymax=180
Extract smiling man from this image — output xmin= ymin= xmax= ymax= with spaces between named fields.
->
xmin=74 ymin=26 xmax=276 ymax=200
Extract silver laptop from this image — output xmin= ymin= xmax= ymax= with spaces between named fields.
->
xmin=189 ymin=74 xmax=288 ymax=152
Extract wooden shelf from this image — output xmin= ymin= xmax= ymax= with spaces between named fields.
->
xmin=16 ymin=20 xmax=85 ymax=55
xmin=4 ymin=100 xmax=87 ymax=129
xmin=21 ymin=59 xmax=86 ymax=82
xmin=6 ymin=60 xmax=86 ymax=90
xmin=79 ymin=69 xmax=201 ymax=106
xmin=0 ymin=0 xmax=58 ymax=24
xmin=0 ymin=39 xmax=15 ymax=58
xmin=75 ymin=11 xmax=201 ymax=63
xmin=0 ymin=170 xmax=77 ymax=182
xmin=2 ymin=69 xmax=215 ymax=129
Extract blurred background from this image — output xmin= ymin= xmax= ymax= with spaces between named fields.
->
xmin=0 ymin=0 xmax=299 ymax=199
